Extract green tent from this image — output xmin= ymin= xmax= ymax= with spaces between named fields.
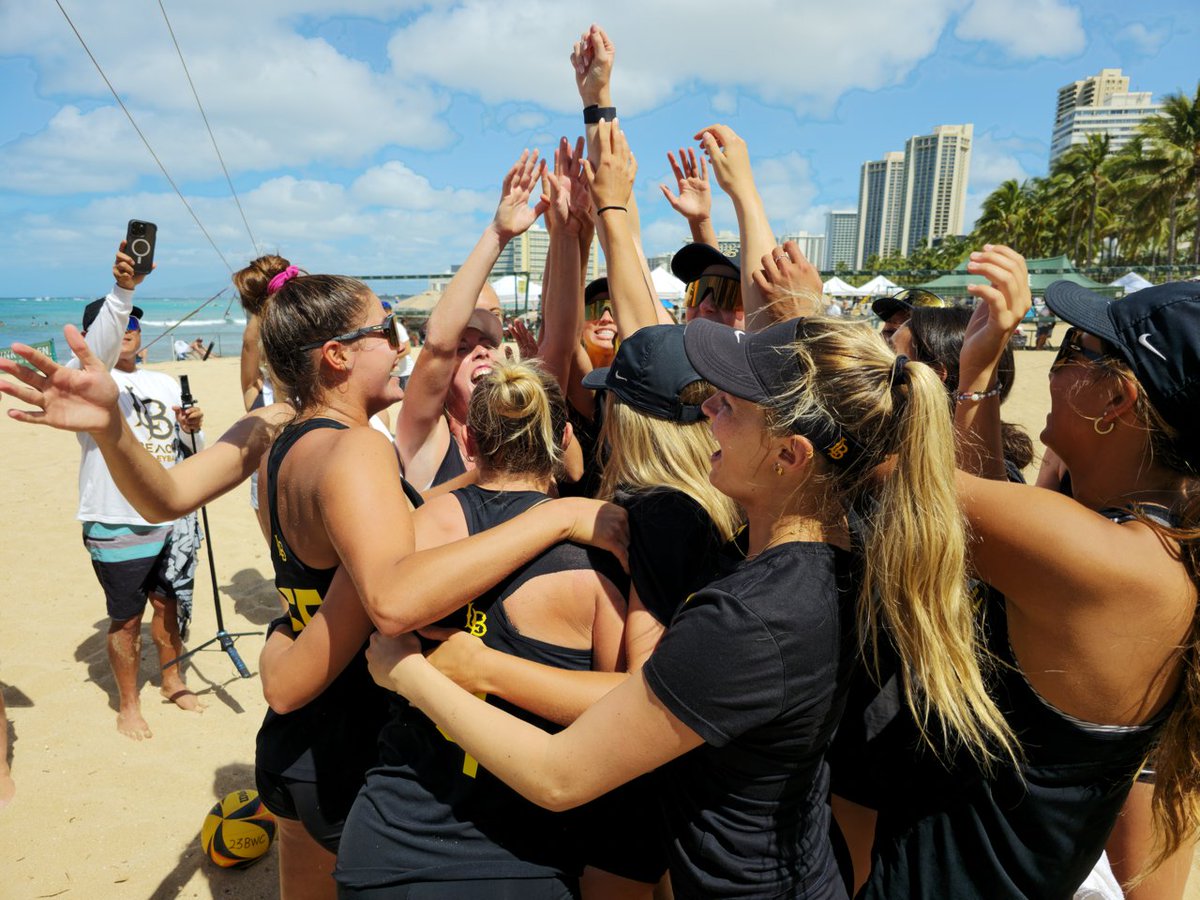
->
xmin=919 ymin=255 xmax=1120 ymax=298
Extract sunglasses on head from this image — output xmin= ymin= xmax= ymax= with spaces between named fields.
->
xmin=684 ymin=274 xmax=741 ymax=311
xmin=1051 ymin=327 xmax=1110 ymax=371
xmin=894 ymin=288 xmax=948 ymax=309
xmin=299 ymin=312 xmax=405 ymax=352
xmin=126 ymin=316 xmax=140 ymax=333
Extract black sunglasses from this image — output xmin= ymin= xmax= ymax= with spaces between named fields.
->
xmin=1051 ymin=327 xmax=1110 ymax=371
xmin=299 ymin=313 xmax=404 ymax=352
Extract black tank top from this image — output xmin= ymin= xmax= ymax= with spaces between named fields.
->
xmin=334 ymin=485 xmax=628 ymax=889
xmin=430 ymin=431 xmax=467 ymax=487
xmin=255 ymin=419 xmax=394 ymax=801
xmin=835 ymin=504 xmax=1178 ymax=899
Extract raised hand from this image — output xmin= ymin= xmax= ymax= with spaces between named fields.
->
xmin=543 ymin=137 xmax=587 ymax=236
xmin=509 ymin=317 xmax=540 ymax=360
xmin=660 ymin=148 xmax=712 ymax=222
xmin=571 ymin=23 xmax=614 ymax=106
xmin=0 ymin=326 xmax=121 ymax=436
xmin=114 ymin=241 xmax=153 ymax=290
xmin=961 ymin=245 xmax=1032 ymax=379
xmin=582 ymin=119 xmax=637 ymax=212
xmin=493 ymin=150 xmax=549 ymax=242
xmin=751 ymin=242 xmax=825 ymax=317
xmin=695 ymin=124 xmax=756 ymax=200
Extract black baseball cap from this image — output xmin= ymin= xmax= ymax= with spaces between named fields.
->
xmin=871 ymin=288 xmax=948 ymax=320
xmin=82 ymin=298 xmax=144 ymax=331
xmin=584 ymin=277 xmax=609 ymax=307
xmin=581 ymin=324 xmax=705 ymax=423
xmin=1044 ymin=280 xmax=1200 ymax=452
xmin=671 ymin=242 xmax=740 ymax=284
xmin=683 ymin=317 xmax=866 ymax=467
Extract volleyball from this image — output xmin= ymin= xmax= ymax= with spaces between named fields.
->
xmin=200 ymin=789 xmax=276 ymax=868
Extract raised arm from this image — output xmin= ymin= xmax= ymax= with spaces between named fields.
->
xmin=956 ymin=245 xmax=1031 ymax=478
xmin=696 ymin=124 xmax=778 ymax=331
xmin=0 ymin=328 xmax=290 ymax=521
xmin=240 ymin=312 xmax=264 ymax=411
xmin=583 ymin=120 xmax=659 ymax=338
xmin=661 ymin=148 xmax=718 ymax=249
xmin=396 ymin=151 xmax=548 ymax=475
xmin=751 ymin=241 xmax=826 ymax=319
xmin=82 ymin=243 xmax=151 ymax=370
xmin=572 ymin=24 xmax=669 ymax=328
xmin=537 ymin=137 xmax=588 ymax=388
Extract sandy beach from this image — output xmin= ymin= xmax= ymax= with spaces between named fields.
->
xmin=1 ymin=330 xmax=1196 ymax=898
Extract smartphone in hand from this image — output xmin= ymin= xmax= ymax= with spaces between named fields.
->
xmin=125 ymin=219 xmax=158 ymax=275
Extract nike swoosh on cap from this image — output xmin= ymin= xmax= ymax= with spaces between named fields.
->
xmin=1138 ymin=333 xmax=1167 ymax=362
xmin=613 ymin=370 xmax=629 ymax=381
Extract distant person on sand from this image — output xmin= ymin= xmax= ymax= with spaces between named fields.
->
xmin=0 ymin=689 xmax=12 ymax=808
xmin=75 ymin=246 xmax=207 ymax=739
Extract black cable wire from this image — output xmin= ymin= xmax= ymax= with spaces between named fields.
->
xmin=53 ymin=0 xmax=235 ymax=274
xmin=156 ymin=0 xmax=260 ymax=258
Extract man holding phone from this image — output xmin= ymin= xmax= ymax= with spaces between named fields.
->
xmin=75 ymin=237 xmax=207 ymax=740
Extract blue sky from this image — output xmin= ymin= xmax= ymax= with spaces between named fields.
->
xmin=0 ymin=0 xmax=1195 ymax=296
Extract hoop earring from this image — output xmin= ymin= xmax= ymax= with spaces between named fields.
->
xmin=773 ymin=463 xmax=785 ymax=476
xmin=1092 ymin=416 xmax=1114 ymax=435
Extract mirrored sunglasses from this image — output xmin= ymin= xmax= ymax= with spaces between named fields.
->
xmin=684 ymin=274 xmax=741 ymax=311
xmin=1051 ymin=327 xmax=1109 ymax=371
xmin=585 ymin=298 xmax=613 ymax=322
xmin=894 ymin=288 xmax=948 ymax=309
xmin=126 ymin=316 xmax=141 ymax=333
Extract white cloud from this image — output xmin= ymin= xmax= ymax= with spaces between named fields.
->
xmin=962 ymin=131 xmax=1038 ymax=229
xmin=503 ymin=111 xmax=551 ymax=133
xmin=955 ymin=0 xmax=1085 ymax=59
xmin=1114 ymin=22 xmax=1170 ymax=57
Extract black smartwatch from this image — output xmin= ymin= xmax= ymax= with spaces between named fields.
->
xmin=583 ymin=104 xmax=617 ymax=124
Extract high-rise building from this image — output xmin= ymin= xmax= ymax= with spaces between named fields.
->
xmin=492 ymin=226 xmax=603 ymax=283
xmin=823 ymin=211 xmax=858 ymax=271
xmin=855 ymin=151 xmax=906 ymax=268
xmin=1050 ymin=68 xmax=1160 ymax=164
xmin=899 ymin=124 xmax=973 ymax=256
xmin=776 ymin=231 xmax=825 ymax=267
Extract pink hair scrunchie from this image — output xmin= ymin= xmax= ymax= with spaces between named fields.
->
xmin=267 ymin=265 xmax=301 ymax=295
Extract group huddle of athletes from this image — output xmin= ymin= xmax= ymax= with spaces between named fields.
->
xmin=3 ymin=22 xmax=1200 ymax=900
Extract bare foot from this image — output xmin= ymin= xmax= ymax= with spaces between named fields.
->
xmin=161 ymin=685 xmax=206 ymax=713
xmin=117 ymin=707 xmax=153 ymax=740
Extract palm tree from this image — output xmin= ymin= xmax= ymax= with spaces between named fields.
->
xmin=1139 ymin=84 xmax=1200 ymax=265
xmin=975 ymin=179 xmax=1028 ymax=250
xmin=1053 ymin=133 xmax=1112 ymax=265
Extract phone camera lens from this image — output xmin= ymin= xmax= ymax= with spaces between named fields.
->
xmin=131 ymin=222 xmax=145 ymax=235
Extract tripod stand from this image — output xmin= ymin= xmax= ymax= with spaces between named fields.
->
xmin=161 ymin=375 xmax=256 ymax=678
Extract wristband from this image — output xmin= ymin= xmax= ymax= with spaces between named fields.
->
xmin=583 ymin=105 xmax=617 ymax=124
xmin=596 ymin=206 xmax=628 ymax=215
xmin=955 ymin=382 xmax=1004 ymax=403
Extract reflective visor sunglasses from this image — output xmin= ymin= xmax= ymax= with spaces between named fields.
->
xmin=585 ymin=296 xmax=613 ymax=322
xmin=126 ymin=316 xmax=141 ymax=332
xmin=893 ymin=288 xmax=949 ymax=309
xmin=300 ymin=313 xmax=404 ymax=352
xmin=684 ymin=274 xmax=741 ymax=311
xmin=1051 ymin=327 xmax=1110 ymax=371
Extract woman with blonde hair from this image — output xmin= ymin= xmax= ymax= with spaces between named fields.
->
xmin=365 ymin=314 xmax=1015 ymax=899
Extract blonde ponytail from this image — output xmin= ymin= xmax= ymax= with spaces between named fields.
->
xmin=467 ymin=360 xmax=567 ymax=478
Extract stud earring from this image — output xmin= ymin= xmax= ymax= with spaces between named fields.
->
xmin=773 ymin=463 xmax=785 ymax=476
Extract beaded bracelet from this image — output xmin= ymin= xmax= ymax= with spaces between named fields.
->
xmin=955 ymin=382 xmax=1004 ymax=403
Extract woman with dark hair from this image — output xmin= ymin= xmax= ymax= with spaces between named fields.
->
xmin=891 ymin=305 xmax=1034 ymax=478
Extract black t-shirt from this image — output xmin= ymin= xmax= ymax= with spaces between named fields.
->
xmin=642 ymin=541 xmax=857 ymax=899
xmin=615 ymin=487 xmax=728 ymax=625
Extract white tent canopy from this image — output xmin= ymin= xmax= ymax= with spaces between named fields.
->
xmin=489 ymin=275 xmax=542 ymax=310
xmin=650 ymin=265 xmax=687 ymax=301
xmin=857 ymin=275 xmax=901 ymax=296
xmin=822 ymin=276 xmax=865 ymax=296
xmin=1110 ymin=271 xmax=1153 ymax=294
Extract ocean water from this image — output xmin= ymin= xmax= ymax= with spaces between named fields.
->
xmin=0 ymin=294 xmax=247 ymax=364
